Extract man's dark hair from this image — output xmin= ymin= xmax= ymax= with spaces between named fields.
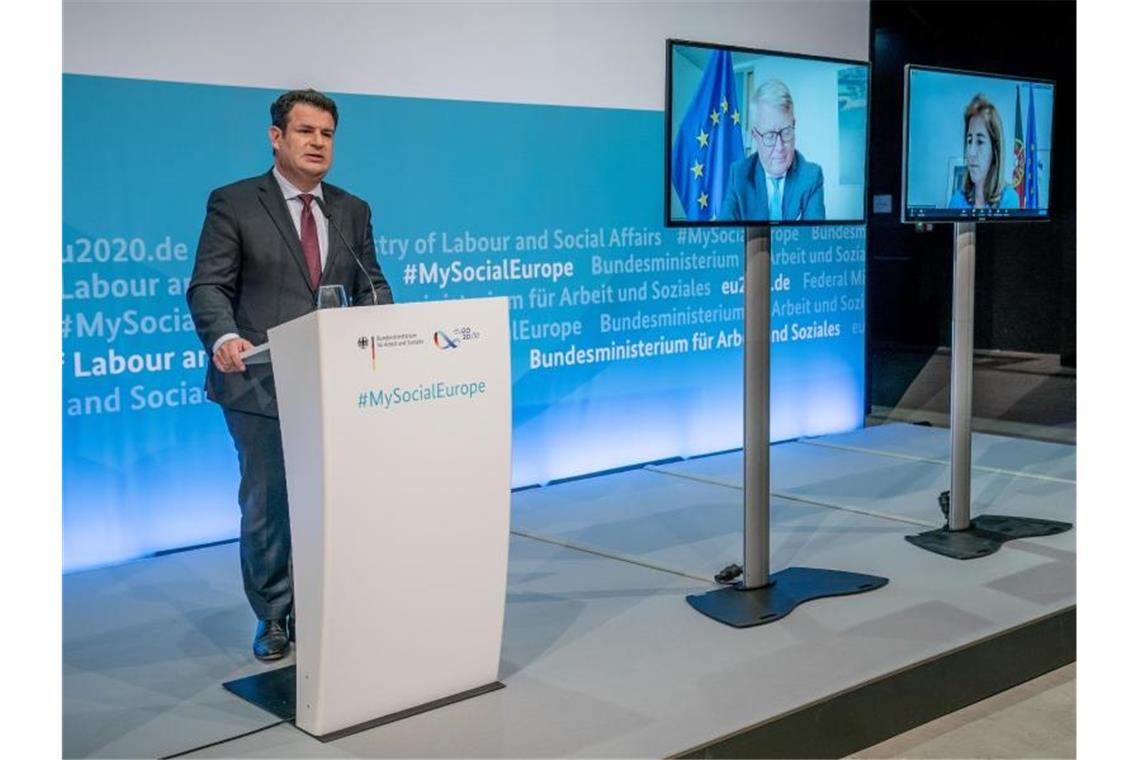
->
xmin=270 ymin=89 xmax=339 ymax=131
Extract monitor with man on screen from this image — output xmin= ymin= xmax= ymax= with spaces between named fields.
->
xmin=904 ymin=65 xmax=1054 ymax=222
xmin=666 ymin=41 xmax=868 ymax=227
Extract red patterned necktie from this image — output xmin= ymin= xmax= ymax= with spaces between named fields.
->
xmin=298 ymin=193 xmax=321 ymax=288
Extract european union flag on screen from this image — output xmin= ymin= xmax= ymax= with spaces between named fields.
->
xmin=671 ymin=49 xmax=745 ymax=221
xmin=1025 ymin=86 xmax=1039 ymax=209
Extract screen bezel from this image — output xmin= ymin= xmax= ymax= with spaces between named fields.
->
xmin=664 ymin=38 xmax=871 ymax=228
xmin=901 ymin=63 xmax=1056 ymax=224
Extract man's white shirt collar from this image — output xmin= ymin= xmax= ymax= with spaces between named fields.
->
xmin=272 ymin=166 xmax=324 ymax=202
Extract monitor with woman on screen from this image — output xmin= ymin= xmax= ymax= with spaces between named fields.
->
xmin=904 ymin=65 xmax=1054 ymax=222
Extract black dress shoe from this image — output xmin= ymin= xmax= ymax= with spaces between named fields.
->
xmin=253 ymin=619 xmax=290 ymax=661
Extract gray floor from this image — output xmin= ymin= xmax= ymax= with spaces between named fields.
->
xmin=62 ymin=423 xmax=1075 ymax=758
xmin=849 ymin=663 xmax=1076 ymax=759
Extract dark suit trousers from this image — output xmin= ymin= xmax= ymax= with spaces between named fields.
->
xmin=222 ymin=407 xmax=293 ymax=621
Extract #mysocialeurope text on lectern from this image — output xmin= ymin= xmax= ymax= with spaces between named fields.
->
xmin=247 ymin=298 xmax=512 ymax=739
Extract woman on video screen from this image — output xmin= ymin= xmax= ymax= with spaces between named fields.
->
xmin=948 ymin=94 xmax=1019 ymax=210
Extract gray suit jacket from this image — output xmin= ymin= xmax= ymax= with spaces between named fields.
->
xmin=188 ymin=170 xmax=393 ymax=416
xmin=718 ymin=151 xmax=826 ymax=222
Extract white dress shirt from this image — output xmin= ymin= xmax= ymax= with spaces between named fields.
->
xmin=272 ymin=166 xmax=330 ymax=269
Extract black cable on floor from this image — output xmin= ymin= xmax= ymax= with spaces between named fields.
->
xmin=715 ymin=563 xmax=743 ymax=584
xmin=159 ymin=718 xmax=291 ymax=759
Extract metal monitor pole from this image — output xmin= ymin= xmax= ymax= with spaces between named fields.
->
xmin=742 ymin=226 xmax=771 ymax=589
xmin=950 ymin=222 xmax=977 ymax=532
xmin=687 ymin=227 xmax=888 ymax=627
xmin=905 ymin=222 xmax=1071 ymax=558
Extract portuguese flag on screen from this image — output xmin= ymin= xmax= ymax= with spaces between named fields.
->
xmin=1012 ymin=85 xmax=1026 ymax=208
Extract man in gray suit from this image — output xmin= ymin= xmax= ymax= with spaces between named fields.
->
xmin=719 ymin=79 xmax=826 ymax=223
xmin=188 ymin=89 xmax=393 ymax=660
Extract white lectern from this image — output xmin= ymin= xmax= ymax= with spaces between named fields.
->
xmin=226 ymin=297 xmax=512 ymax=740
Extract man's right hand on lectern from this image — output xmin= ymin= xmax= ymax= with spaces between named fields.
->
xmin=214 ymin=337 xmax=255 ymax=373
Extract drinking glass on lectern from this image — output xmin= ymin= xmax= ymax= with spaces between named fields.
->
xmin=316 ymin=284 xmax=349 ymax=309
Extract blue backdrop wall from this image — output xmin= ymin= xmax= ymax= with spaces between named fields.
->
xmin=63 ymin=73 xmax=866 ymax=572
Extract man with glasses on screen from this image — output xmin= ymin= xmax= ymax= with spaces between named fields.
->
xmin=719 ymin=79 xmax=825 ymax=222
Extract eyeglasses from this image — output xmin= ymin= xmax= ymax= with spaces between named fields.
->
xmin=753 ymin=124 xmax=795 ymax=148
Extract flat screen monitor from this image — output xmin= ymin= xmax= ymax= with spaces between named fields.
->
xmin=665 ymin=39 xmax=869 ymax=227
xmin=903 ymin=65 xmax=1054 ymax=222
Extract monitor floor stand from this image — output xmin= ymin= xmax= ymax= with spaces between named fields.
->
xmin=687 ymin=226 xmax=887 ymax=628
xmin=905 ymin=222 xmax=1072 ymax=560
